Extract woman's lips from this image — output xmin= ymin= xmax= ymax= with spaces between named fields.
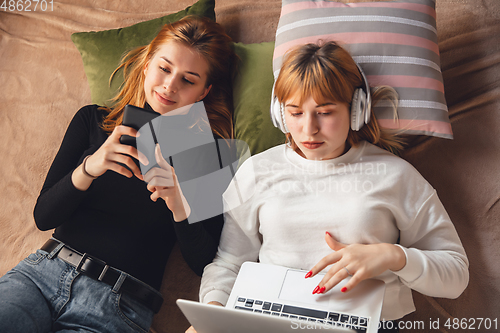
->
xmin=155 ymin=92 xmax=176 ymax=105
xmin=302 ymin=142 xmax=324 ymax=149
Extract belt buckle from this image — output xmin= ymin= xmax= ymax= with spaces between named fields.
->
xmin=75 ymin=252 xmax=109 ymax=282
xmin=75 ymin=253 xmax=89 ymax=272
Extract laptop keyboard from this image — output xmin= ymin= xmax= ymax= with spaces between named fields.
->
xmin=234 ymin=297 xmax=369 ymax=332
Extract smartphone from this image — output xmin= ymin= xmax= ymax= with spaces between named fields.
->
xmin=119 ymin=104 xmax=159 ymax=147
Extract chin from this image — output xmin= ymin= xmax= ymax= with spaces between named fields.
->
xmin=152 ymin=104 xmax=172 ymax=115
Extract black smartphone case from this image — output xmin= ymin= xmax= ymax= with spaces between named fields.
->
xmin=119 ymin=104 xmax=159 ymax=147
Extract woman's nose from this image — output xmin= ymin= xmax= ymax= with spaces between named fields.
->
xmin=303 ymin=114 xmax=319 ymax=135
xmin=164 ymin=76 xmax=178 ymax=93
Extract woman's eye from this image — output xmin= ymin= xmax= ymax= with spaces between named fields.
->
xmin=158 ymin=67 xmax=194 ymax=85
xmin=318 ymin=112 xmax=331 ymax=116
xmin=290 ymin=112 xmax=302 ymax=117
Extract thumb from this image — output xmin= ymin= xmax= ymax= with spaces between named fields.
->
xmin=325 ymin=231 xmax=346 ymax=251
xmin=155 ymin=143 xmax=171 ymax=170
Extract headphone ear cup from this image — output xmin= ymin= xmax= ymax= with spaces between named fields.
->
xmin=270 ymin=96 xmax=288 ymax=133
xmin=352 ymin=62 xmax=372 ymax=131
xmin=364 ymin=97 xmax=371 ymax=125
xmin=351 ymin=88 xmax=366 ymax=131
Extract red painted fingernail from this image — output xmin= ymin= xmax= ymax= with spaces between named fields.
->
xmin=341 ymin=287 xmax=347 ymax=293
xmin=312 ymin=286 xmax=320 ymax=294
xmin=305 ymin=271 xmax=313 ymax=279
xmin=326 ymin=231 xmax=332 ymax=237
xmin=319 ymin=286 xmax=326 ymax=294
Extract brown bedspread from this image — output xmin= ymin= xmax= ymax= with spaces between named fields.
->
xmin=0 ymin=1 xmax=498 ymax=332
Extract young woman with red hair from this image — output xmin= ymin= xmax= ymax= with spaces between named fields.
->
xmin=0 ymin=16 xmax=236 ymax=332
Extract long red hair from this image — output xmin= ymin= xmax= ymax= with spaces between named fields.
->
xmin=101 ymin=16 xmax=236 ymax=139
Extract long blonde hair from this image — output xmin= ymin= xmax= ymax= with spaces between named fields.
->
xmin=274 ymin=41 xmax=404 ymax=154
xmin=101 ymin=16 xmax=236 ymax=139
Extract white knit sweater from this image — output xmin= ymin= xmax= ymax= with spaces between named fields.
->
xmin=200 ymin=141 xmax=469 ymax=320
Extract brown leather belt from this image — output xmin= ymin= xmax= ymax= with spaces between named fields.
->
xmin=41 ymin=239 xmax=163 ymax=313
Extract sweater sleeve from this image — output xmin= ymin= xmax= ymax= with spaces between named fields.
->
xmin=392 ymin=190 xmax=469 ymax=298
xmin=171 ymin=135 xmax=243 ymax=276
xmin=33 ymin=106 xmax=96 ymax=231
xmin=199 ymin=159 xmax=261 ymax=305
xmin=172 ymin=213 xmax=224 ymax=276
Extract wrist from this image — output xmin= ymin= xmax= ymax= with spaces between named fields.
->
xmin=203 ymin=289 xmax=229 ymax=306
xmin=72 ymin=163 xmax=93 ymax=191
xmin=388 ymin=244 xmax=407 ymax=272
xmin=172 ymin=210 xmax=188 ymax=222
xmin=82 ymin=155 xmax=98 ymax=180
xmin=170 ymin=187 xmax=191 ymax=222
xmin=171 ymin=202 xmax=191 ymax=222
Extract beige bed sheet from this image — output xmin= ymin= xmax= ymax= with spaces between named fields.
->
xmin=0 ymin=1 xmax=499 ymax=332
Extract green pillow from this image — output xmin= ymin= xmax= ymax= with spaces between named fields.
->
xmin=71 ymin=0 xmax=215 ymax=106
xmin=233 ymin=42 xmax=285 ymax=156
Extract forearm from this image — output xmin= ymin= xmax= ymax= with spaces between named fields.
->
xmin=393 ymin=246 xmax=469 ymax=298
xmin=34 ymin=171 xmax=89 ymax=230
xmin=173 ymin=217 xmax=222 ymax=276
xmin=199 ymin=214 xmax=261 ymax=303
xmin=199 ymin=255 xmax=240 ymax=305
xmin=394 ymin=191 xmax=469 ymax=298
xmin=33 ymin=106 xmax=97 ymax=230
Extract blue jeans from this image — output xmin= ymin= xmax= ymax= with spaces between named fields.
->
xmin=0 ymin=247 xmax=157 ymax=332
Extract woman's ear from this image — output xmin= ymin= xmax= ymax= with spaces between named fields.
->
xmin=197 ymin=84 xmax=212 ymax=102
xmin=143 ymin=61 xmax=150 ymax=77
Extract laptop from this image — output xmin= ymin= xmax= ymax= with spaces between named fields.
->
xmin=177 ymin=262 xmax=385 ymax=333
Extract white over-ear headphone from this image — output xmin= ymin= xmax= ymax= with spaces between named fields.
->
xmin=350 ymin=63 xmax=372 ymax=131
xmin=270 ymin=62 xmax=371 ymax=133
xmin=270 ymin=84 xmax=288 ymax=133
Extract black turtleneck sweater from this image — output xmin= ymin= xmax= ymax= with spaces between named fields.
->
xmin=34 ymin=105 xmax=225 ymax=290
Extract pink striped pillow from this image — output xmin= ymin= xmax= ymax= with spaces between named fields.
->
xmin=273 ymin=0 xmax=452 ymax=139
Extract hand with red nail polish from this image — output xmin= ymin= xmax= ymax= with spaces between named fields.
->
xmin=306 ymin=231 xmax=406 ymax=295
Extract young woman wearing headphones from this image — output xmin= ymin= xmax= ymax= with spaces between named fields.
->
xmin=190 ymin=41 xmax=469 ymax=333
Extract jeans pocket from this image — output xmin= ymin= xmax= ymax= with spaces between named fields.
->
xmin=23 ymin=250 xmax=46 ymax=265
xmin=115 ymin=292 xmax=154 ymax=333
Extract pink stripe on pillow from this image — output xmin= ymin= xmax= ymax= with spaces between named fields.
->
xmin=378 ymin=118 xmax=452 ymax=136
xmin=281 ymin=1 xmax=345 ymax=16
xmin=274 ymin=32 xmax=439 ymax=59
xmin=281 ymin=1 xmax=436 ymax=18
xmin=367 ymin=75 xmax=444 ymax=93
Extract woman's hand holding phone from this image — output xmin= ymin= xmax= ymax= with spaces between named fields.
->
xmin=144 ymin=144 xmax=191 ymax=221
xmin=73 ymin=123 xmax=191 ymax=221
xmin=72 ymin=125 xmax=146 ymax=191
